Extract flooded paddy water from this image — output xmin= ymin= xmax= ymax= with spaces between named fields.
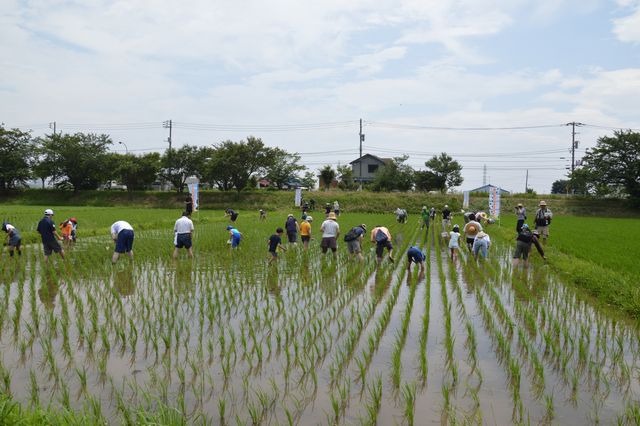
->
xmin=0 ymin=216 xmax=639 ymax=424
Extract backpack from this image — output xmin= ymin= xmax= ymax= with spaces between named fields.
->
xmin=344 ymin=227 xmax=359 ymax=242
xmin=375 ymin=228 xmax=388 ymax=243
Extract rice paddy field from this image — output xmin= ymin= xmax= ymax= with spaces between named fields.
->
xmin=1 ymin=205 xmax=640 ymax=425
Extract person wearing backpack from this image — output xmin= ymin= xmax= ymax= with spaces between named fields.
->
xmin=344 ymin=224 xmax=367 ymax=261
xmin=284 ymin=214 xmax=300 ymax=244
xmin=534 ymin=201 xmax=553 ymax=243
xmin=370 ymin=225 xmax=394 ymax=264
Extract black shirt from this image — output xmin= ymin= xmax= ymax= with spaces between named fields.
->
xmin=442 ymin=209 xmax=451 ymax=219
xmin=37 ymin=216 xmax=56 ymax=243
xmin=268 ymin=234 xmax=281 ymax=252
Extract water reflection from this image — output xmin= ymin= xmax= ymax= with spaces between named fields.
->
xmin=38 ymin=273 xmax=59 ymax=309
xmin=113 ymin=267 xmax=135 ymax=297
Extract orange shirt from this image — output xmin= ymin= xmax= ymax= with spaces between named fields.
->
xmin=60 ymin=222 xmax=73 ymax=239
xmin=300 ymin=221 xmax=311 ymax=236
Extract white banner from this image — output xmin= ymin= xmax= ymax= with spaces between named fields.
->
xmin=488 ymin=187 xmax=501 ymax=217
xmin=294 ymin=188 xmax=302 ymax=207
xmin=463 ymin=191 xmax=469 ymax=209
xmin=187 ymin=183 xmax=199 ymax=211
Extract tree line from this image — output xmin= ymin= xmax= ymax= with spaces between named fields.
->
xmin=0 ymin=126 xmax=467 ymax=193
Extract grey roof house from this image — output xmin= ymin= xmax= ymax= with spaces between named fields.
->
xmin=350 ymin=154 xmax=392 ymax=183
xmin=468 ymin=184 xmax=510 ymax=195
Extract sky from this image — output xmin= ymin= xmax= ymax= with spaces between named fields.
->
xmin=2 ymin=0 xmax=640 ymax=193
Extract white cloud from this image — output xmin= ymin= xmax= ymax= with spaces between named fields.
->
xmin=613 ymin=5 xmax=640 ymax=42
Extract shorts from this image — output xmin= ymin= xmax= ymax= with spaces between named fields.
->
xmin=175 ymin=233 xmax=192 ymax=249
xmin=442 ymin=218 xmax=451 ymax=227
xmin=231 ymin=236 xmax=241 ymax=248
xmin=115 ymin=229 xmax=134 ymax=253
xmin=376 ymin=240 xmax=393 ymax=258
xmin=230 ymin=214 xmax=238 ymax=222
xmin=513 ymin=241 xmax=530 ymax=260
xmin=321 ymin=237 xmax=337 ymax=253
xmin=301 ymin=235 xmax=310 ymax=243
xmin=8 ymin=235 xmax=21 ymax=248
xmin=42 ymin=239 xmax=62 ymax=256
xmin=269 ymin=250 xmax=278 ymax=258
xmin=347 ymin=239 xmax=361 ymax=254
xmin=536 ymin=225 xmax=549 ymax=238
xmin=287 ymin=231 xmax=297 ymax=243
xmin=466 ymin=237 xmax=475 ymax=246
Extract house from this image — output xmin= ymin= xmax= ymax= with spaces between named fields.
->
xmin=350 ymin=154 xmax=392 ymax=183
xmin=468 ymin=184 xmax=510 ymax=195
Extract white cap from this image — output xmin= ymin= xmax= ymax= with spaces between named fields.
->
xmin=44 ymin=209 xmax=54 ymax=216
xmin=306 ymin=216 xmax=313 ymax=222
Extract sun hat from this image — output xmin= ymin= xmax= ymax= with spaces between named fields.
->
xmin=422 ymin=206 xmax=427 ymax=210
xmin=288 ymin=213 xmax=293 ymax=217
xmin=517 ymin=203 xmax=523 ymax=207
xmin=328 ymin=212 xmax=337 ymax=220
xmin=306 ymin=216 xmax=313 ymax=222
xmin=44 ymin=209 xmax=54 ymax=216
xmin=452 ymin=224 xmax=459 ymax=231
xmin=539 ymin=200 xmax=547 ymax=206
xmin=444 ymin=205 xmax=449 ymax=208
xmin=532 ymin=230 xmax=540 ymax=236
xmin=69 ymin=217 xmax=77 ymax=223
xmin=360 ymin=224 xmax=367 ymax=231
xmin=226 ymin=225 xmax=233 ymax=230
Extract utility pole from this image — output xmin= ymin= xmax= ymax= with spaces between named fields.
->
xmin=565 ymin=122 xmax=583 ymax=194
xmin=49 ymin=121 xmax=57 ymax=135
xmin=163 ymin=119 xmax=173 ymax=150
xmin=358 ymin=119 xmax=364 ymax=190
xmin=482 ymin=164 xmax=487 ymax=186
xmin=525 ymin=169 xmax=529 ymax=193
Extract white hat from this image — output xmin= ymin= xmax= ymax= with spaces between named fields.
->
xmin=44 ymin=209 xmax=54 ymax=216
xmin=306 ymin=216 xmax=313 ymax=222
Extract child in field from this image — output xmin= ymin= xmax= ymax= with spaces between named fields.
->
xmin=59 ymin=219 xmax=74 ymax=244
xmin=370 ymin=225 xmax=393 ymax=264
xmin=406 ymin=245 xmax=426 ymax=273
xmin=267 ymin=227 xmax=286 ymax=264
xmin=448 ymin=224 xmax=461 ymax=260
xmin=227 ymin=225 xmax=242 ymax=249
xmin=69 ymin=218 xmax=78 ymax=242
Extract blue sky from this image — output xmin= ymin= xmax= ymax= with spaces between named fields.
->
xmin=2 ymin=0 xmax=640 ymax=193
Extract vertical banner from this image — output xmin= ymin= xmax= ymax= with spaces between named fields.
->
xmin=294 ymin=188 xmax=302 ymax=207
xmin=488 ymin=187 xmax=501 ymax=217
xmin=463 ymin=191 xmax=470 ymax=209
xmin=188 ymin=183 xmax=199 ymax=211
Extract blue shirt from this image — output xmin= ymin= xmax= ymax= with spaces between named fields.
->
xmin=37 ymin=216 xmax=56 ymax=243
xmin=407 ymin=246 xmax=426 ymax=263
xmin=230 ymin=228 xmax=241 ymax=240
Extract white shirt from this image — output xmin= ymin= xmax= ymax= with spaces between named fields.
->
xmin=111 ymin=221 xmax=133 ymax=236
xmin=5 ymin=224 xmax=15 ymax=233
xmin=174 ymin=216 xmax=194 ymax=234
xmin=321 ymin=219 xmax=340 ymax=238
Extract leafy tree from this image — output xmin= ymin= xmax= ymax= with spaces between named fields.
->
xmin=0 ymin=126 xmax=34 ymax=191
xmin=265 ymin=148 xmax=306 ymax=189
xmin=414 ymin=170 xmax=446 ymax=192
xmin=578 ymin=130 xmax=640 ymax=200
xmin=337 ymin=164 xmax=356 ymax=190
xmin=160 ymin=145 xmax=207 ymax=192
xmin=318 ymin=165 xmax=337 ymax=190
xmin=117 ymin=152 xmax=161 ymax=190
xmin=551 ymin=179 xmax=569 ymax=194
xmin=37 ymin=133 xmax=113 ymax=191
xmin=424 ymin=153 xmax=463 ymax=192
xmin=300 ymin=171 xmax=317 ymax=190
xmin=205 ymin=137 xmax=272 ymax=192
xmin=371 ymin=155 xmax=414 ymax=192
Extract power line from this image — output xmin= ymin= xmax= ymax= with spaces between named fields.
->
xmin=365 ymin=121 xmax=567 ymax=131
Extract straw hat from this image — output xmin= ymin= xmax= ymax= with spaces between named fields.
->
xmin=328 ymin=212 xmax=337 ymax=220
xmin=477 ymin=231 xmax=487 ymax=238
xmin=517 ymin=203 xmax=523 ymax=207
xmin=539 ymin=200 xmax=547 ymax=206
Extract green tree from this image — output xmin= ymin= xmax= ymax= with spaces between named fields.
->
xmin=414 ymin=170 xmax=445 ymax=192
xmin=0 ymin=126 xmax=34 ymax=191
xmin=371 ymin=155 xmax=414 ymax=191
xmin=160 ymin=145 xmax=207 ymax=192
xmin=37 ymin=133 xmax=113 ymax=191
xmin=206 ymin=137 xmax=272 ymax=192
xmin=117 ymin=152 xmax=161 ymax=190
xmin=301 ymin=171 xmax=317 ymax=189
xmin=551 ymin=179 xmax=569 ymax=194
xmin=424 ymin=153 xmax=463 ymax=192
xmin=578 ymin=130 xmax=640 ymax=201
xmin=318 ymin=165 xmax=337 ymax=190
xmin=265 ymin=148 xmax=306 ymax=189
xmin=337 ymin=164 xmax=356 ymax=190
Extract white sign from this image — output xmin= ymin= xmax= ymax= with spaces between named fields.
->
xmin=294 ymin=188 xmax=302 ymax=207
xmin=488 ymin=187 xmax=501 ymax=217
xmin=463 ymin=191 xmax=470 ymax=209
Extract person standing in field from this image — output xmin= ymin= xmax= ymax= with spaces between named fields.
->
xmin=448 ymin=224 xmax=461 ymax=260
xmin=285 ymin=214 xmax=299 ymax=244
xmin=534 ymin=201 xmax=553 ymax=243
xmin=463 ymin=218 xmax=483 ymax=252
xmin=333 ymin=200 xmax=340 ymax=216
xmin=227 ymin=225 xmax=242 ymax=249
xmin=37 ymin=209 xmax=65 ymax=263
xmin=267 ymin=227 xmax=286 ymax=264
xmin=173 ymin=212 xmax=194 ymax=259
xmin=111 ymin=220 xmax=134 ymax=264
xmin=259 ymin=209 xmax=267 ymax=221
xmin=421 ymin=206 xmax=430 ymax=231
xmin=2 ymin=222 xmax=22 ymax=257
xmin=472 ymin=231 xmax=491 ymax=260
xmin=442 ymin=205 xmax=452 ymax=230
xmin=513 ymin=224 xmax=546 ymax=267
xmin=69 ymin=217 xmax=78 ymax=242
xmin=406 ymin=245 xmax=426 ymax=274
xmin=320 ymin=212 xmax=340 ymax=256
xmin=325 ymin=203 xmax=332 ymax=218
xmin=344 ymin=223 xmax=367 ymax=261
xmin=300 ymin=216 xmax=313 ymax=250
xmin=515 ymin=203 xmax=526 ymax=232
xmin=185 ymin=194 xmax=193 ymax=216
xmin=370 ymin=225 xmax=394 ymax=264
xmin=224 ymin=208 xmax=239 ymax=222
xmin=429 ymin=207 xmax=436 ymax=220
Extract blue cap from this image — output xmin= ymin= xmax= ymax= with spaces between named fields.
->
xmin=522 ymin=223 xmax=529 ymax=229
xmin=226 ymin=225 xmax=233 ymax=230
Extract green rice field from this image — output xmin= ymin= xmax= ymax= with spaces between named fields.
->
xmin=0 ymin=205 xmax=639 ymax=425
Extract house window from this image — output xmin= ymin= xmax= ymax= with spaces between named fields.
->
xmin=368 ymin=164 xmax=379 ymax=173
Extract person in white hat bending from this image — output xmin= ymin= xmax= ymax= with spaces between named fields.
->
xmin=534 ymin=201 xmax=553 ymax=243
xmin=37 ymin=209 xmax=65 ymax=263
